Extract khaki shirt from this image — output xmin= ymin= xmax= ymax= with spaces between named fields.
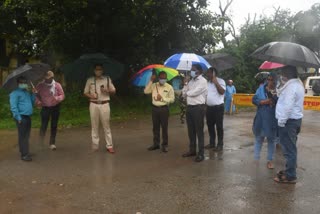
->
xmin=144 ymin=81 xmax=175 ymax=106
xmin=84 ymin=76 xmax=116 ymax=101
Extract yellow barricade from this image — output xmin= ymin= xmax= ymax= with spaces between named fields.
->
xmin=304 ymin=96 xmax=320 ymax=111
xmin=232 ymin=94 xmax=254 ymax=107
xmin=232 ymin=93 xmax=320 ymax=111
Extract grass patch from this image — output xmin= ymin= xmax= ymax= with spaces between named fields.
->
xmin=0 ymin=90 xmax=180 ymax=129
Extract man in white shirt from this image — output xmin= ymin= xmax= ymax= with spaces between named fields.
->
xmin=205 ymin=67 xmax=226 ymax=151
xmin=182 ymin=64 xmax=208 ymax=162
xmin=274 ymin=65 xmax=304 ymax=184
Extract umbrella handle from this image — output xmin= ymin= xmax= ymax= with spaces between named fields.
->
xmin=30 ymin=81 xmax=35 ymax=88
xmin=30 ymin=81 xmax=38 ymax=94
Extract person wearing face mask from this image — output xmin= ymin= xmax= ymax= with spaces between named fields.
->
xmin=181 ymin=64 xmax=208 ymax=162
xmin=274 ymin=65 xmax=304 ymax=184
xmin=252 ymin=72 xmax=278 ymax=169
xmin=36 ymin=71 xmax=65 ymax=150
xmin=144 ymin=71 xmax=175 ymax=152
xmin=205 ymin=67 xmax=226 ymax=152
xmin=9 ymin=76 xmax=37 ymax=161
xmin=84 ymin=64 xmax=116 ymax=153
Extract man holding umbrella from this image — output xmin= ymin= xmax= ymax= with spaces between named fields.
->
xmin=84 ymin=64 xmax=116 ymax=153
xmin=182 ymin=64 xmax=208 ymax=162
xmin=9 ymin=76 xmax=37 ymax=161
xmin=144 ymin=71 xmax=175 ymax=152
xmin=274 ymin=65 xmax=304 ymax=184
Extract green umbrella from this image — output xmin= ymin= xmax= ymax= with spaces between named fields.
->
xmin=61 ymin=53 xmax=125 ymax=87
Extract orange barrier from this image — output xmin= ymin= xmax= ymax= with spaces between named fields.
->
xmin=232 ymin=93 xmax=320 ymax=111
xmin=304 ymin=96 xmax=320 ymax=111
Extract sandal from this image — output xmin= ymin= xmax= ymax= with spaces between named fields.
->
xmin=277 ymin=170 xmax=285 ymax=177
xmin=273 ymin=174 xmax=297 ymax=184
xmin=267 ymin=161 xmax=274 ymax=169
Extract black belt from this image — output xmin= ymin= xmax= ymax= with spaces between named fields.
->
xmin=187 ymin=104 xmax=205 ymax=108
xmin=91 ymin=100 xmax=109 ymax=104
xmin=152 ymin=104 xmax=168 ymax=108
xmin=207 ymin=103 xmax=224 ymax=107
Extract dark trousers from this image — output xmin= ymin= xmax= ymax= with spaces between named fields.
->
xmin=206 ymin=104 xmax=224 ymax=148
xmin=40 ymin=105 xmax=60 ymax=145
xmin=279 ymin=119 xmax=302 ymax=180
xmin=152 ymin=105 xmax=169 ymax=146
xmin=16 ymin=115 xmax=31 ymax=157
xmin=186 ymin=105 xmax=205 ymax=156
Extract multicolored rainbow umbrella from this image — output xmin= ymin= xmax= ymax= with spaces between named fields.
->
xmin=131 ymin=64 xmax=179 ymax=87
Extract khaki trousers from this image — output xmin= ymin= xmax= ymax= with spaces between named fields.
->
xmin=89 ymin=102 xmax=113 ymax=149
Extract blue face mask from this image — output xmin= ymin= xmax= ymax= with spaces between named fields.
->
xmin=190 ymin=70 xmax=197 ymax=78
xmin=18 ymin=83 xmax=28 ymax=89
xmin=159 ymin=79 xmax=167 ymax=85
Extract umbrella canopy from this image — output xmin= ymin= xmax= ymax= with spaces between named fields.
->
xmin=251 ymin=41 xmax=320 ymax=68
xmin=131 ymin=65 xmax=179 ymax=87
xmin=202 ymin=53 xmax=237 ymax=72
xmin=164 ymin=53 xmax=211 ymax=71
xmin=259 ymin=61 xmax=285 ymax=70
xmin=61 ymin=53 xmax=125 ymax=84
xmin=2 ymin=63 xmax=50 ymax=91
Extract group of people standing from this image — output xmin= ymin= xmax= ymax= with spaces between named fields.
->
xmin=144 ymin=64 xmax=228 ymax=162
xmin=9 ymin=63 xmax=304 ymax=184
xmin=9 ymin=64 xmax=116 ymax=161
xmin=144 ymin=63 xmax=304 ymax=183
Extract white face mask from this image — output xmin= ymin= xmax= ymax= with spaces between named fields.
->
xmin=280 ymin=75 xmax=287 ymax=84
xmin=190 ymin=70 xmax=197 ymax=78
xmin=159 ymin=79 xmax=167 ymax=85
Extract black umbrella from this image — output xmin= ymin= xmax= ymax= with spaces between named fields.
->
xmin=202 ymin=53 xmax=237 ymax=72
xmin=61 ymin=53 xmax=125 ymax=83
xmin=251 ymin=41 xmax=320 ymax=68
xmin=2 ymin=63 xmax=50 ymax=91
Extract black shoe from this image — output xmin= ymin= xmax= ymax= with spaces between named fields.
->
xmin=204 ymin=144 xmax=215 ymax=149
xmin=161 ymin=146 xmax=168 ymax=153
xmin=182 ymin=152 xmax=196 ymax=157
xmin=194 ymin=155 xmax=204 ymax=162
xmin=212 ymin=146 xmax=223 ymax=152
xmin=148 ymin=145 xmax=160 ymax=151
xmin=21 ymin=155 xmax=32 ymax=161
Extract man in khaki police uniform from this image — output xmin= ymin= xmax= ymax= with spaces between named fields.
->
xmin=84 ymin=64 xmax=116 ymax=153
xmin=144 ymin=71 xmax=175 ymax=152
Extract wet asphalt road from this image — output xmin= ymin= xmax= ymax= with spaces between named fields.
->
xmin=0 ymin=110 xmax=320 ymax=214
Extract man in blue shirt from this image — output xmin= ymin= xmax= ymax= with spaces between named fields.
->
xmin=274 ymin=66 xmax=304 ymax=184
xmin=9 ymin=76 xmax=37 ymax=161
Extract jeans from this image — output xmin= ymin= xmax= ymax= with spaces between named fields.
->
xmin=40 ymin=105 xmax=60 ymax=145
xmin=186 ymin=105 xmax=205 ymax=156
xmin=279 ymin=119 xmax=302 ymax=180
xmin=16 ymin=115 xmax=31 ymax=157
xmin=206 ymin=104 xmax=224 ymax=148
xmin=254 ymin=136 xmax=275 ymax=161
xmin=152 ymin=105 xmax=169 ymax=146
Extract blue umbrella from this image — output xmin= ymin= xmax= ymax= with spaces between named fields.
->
xmin=164 ymin=53 xmax=211 ymax=71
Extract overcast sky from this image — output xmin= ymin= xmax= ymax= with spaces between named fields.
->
xmin=208 ymin=0 xmax=319 ymax=31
